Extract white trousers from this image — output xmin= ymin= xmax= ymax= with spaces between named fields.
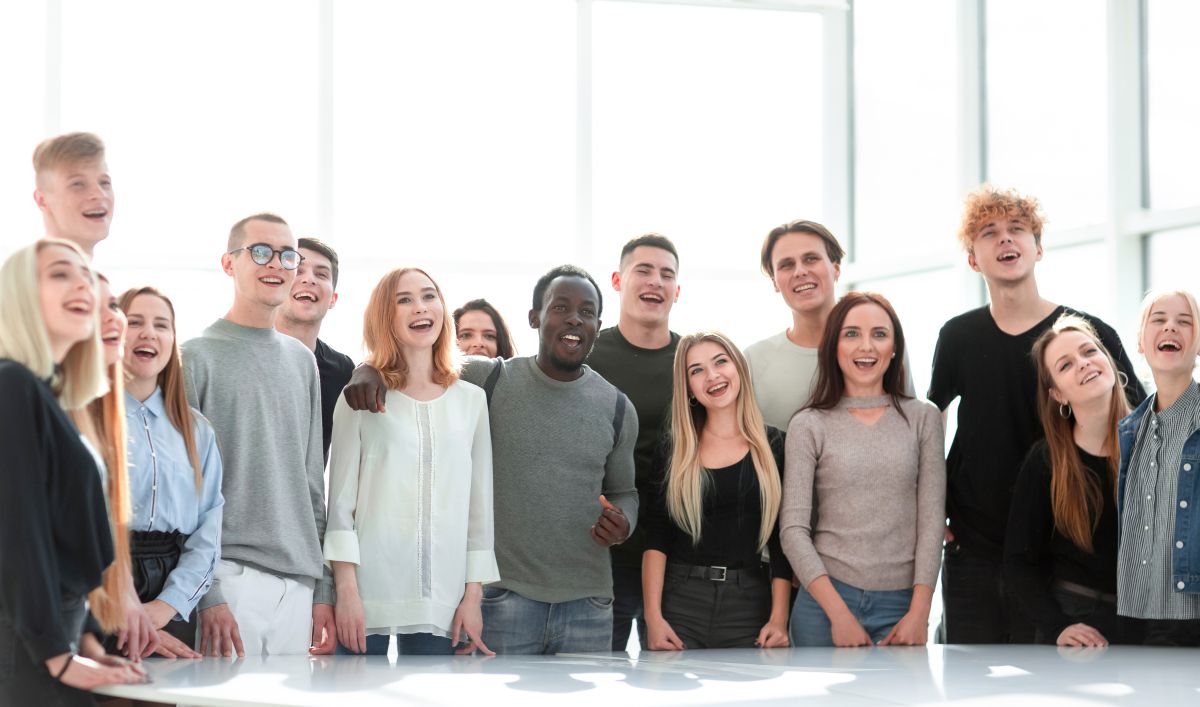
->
xmin=208 ymin=559 xmax=314 ymax=656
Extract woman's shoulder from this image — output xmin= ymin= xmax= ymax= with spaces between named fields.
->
xmin=0 ymin=359 xmax=50 ymax=408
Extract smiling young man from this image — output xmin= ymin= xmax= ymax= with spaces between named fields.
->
xmin=276 ymin=237 xmax=355 ymax=461
xmin=182 ymin=213 xmax=335 ymax=657
xmin=31 ymin=133 xmax=114 ymax=259
xmin=342 ymin=264 xmax=639 ymax=654
xmin=585 ymin=234 xmax=680 ymax=652
xmin=928 ymin=186 xmax=1145 ymax=644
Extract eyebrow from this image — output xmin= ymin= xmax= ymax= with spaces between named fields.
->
xmin=633 ymin=261 xmax=677 ymax=275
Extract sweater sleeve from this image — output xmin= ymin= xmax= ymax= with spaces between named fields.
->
xmin=765 ymin=427 xmax=794 ymax=581
xmin=306 ymin=357 xmax=334 ymax=605
xmin=465 ymin=390 xmax=500 ymax=584
xmin=158 ymin=417 xmax=225 ymax=619
xmin=603 ymin=394 xmax=640 ymax=536
xmin=780 ymin=412 xmax=828 ymax=587
xmin=914 ymin=403 xmax=947 ymax=588
xmin=0 ymin=372 xmax=71 ymax=662
xmin=323 ymin=397 xmax=362 ymax=567
xmin=1003 ymin=443 xmax=1074 ymax=639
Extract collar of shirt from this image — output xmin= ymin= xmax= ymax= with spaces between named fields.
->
xmin=124 ymin=387 xmax=167 ymax=421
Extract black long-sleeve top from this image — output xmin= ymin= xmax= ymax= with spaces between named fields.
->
xmin=1003 ymin=439 xmax=1119 ymax=639
xmin=0 ymin=359 xmax=113 ymax=663
xmin=645 ymin=426 xmax=793 ymax=581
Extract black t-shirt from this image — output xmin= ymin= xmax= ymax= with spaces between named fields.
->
xmin=587 ymin=326 xmax=679 ymax=567
xmin=1003 ymin=440 xmax=1119 ymax=639
xmin=314 ymin=338 xmax=355 ymax=462
xmin=927 ymin=304 xmax=1145 ymax=558
xmin=644 ymin=426 xmax=792 ymax=580
xmin=0 ymin=359 xmax=114 ymax=662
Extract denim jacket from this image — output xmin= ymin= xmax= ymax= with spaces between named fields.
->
xmin=1117 ymin=394 xmax=1200 ymax=593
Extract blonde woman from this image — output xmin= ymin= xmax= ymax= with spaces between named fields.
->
xmin=0 ymin=240 xmax=144 ymax=704
xmin=1004 ymin=315 xmax=1140 ymax=646
xmin=325 ymin=267 xmax=499 ymax=655
xmin=642 ymin=331 xmax=791 ymax=650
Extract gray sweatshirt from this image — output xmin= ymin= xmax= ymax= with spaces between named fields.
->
xmin=781 ymin=395 xmax=946 ymax=591
xmin=461 ymin=356 xmax=638 ymax=603
xmin=183 ymin=318 xmax=332 ymax=606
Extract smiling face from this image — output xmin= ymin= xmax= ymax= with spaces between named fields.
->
xmin=223 ymin=218 xmax=297 ymax=310
xmin=391 ymin=269 xmax=445 ymax=352
xmin=967 ymin=217 xmax=1042 ymax=283
xmin=96 ymin=277 xmax=127 ymax=367
xmin=835 ymin=302 xmax=895 ymax=397
xmin=124 ymin=293 xmax=176 ymax=386
xmin=37 ymin=244 xmax=96 ymax=362
xmin=1139 ymin=293 xmax=1200 ymax=377
xmin=686 ymin=340 xmax=741 ymax=413
xmin=615 ymin=245 xmax=679 ymax=329
xmin=456 ymin=309 xmax=498 ymax=357
xmin=34 ymin=159 xmax=114 ymax=256
xmin=281 ymin=246 xmax=337 ymax=326
xmin=770 ymin=232 xmax=840 ymax=316
xmin=531 ymin=276 xmax=600 ymax=378
xmin=1043 ymin=329 xmax=1116 ymax=410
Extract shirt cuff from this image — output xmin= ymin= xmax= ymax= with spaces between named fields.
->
xmin=466 ymin=550 xmax=501 ymax=584
xmin=322 ymin=530 xmax=361 ymax=566
xmin=156 ymin=588 xmax=192 ymax=621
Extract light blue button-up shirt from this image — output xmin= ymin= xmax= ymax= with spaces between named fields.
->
xmin=126 ymin=388 xmax=224 ymax=619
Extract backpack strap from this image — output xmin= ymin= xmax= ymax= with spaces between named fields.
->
xmin=482 ymin=358 xmax=504 ymax=408
xmin=612 ymin=392 xmax=628 ymax=447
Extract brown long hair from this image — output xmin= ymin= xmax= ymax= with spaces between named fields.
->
xmin=805 ymin=292 xmax=911 ymax=420
xmin=452 ymin=298 xmax=517 ymax=359
xmin=1032 ymin=316 xmax=1130 ymax=553
xmin=666 ymin=332 xmax=781 ymax=550
xmin=364 ymin=267 xmax=458 ymax=390
xmin=118 ymin=287 xmax=203 ymax=493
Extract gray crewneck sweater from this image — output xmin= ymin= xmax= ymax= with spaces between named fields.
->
xmin=183 ymin=318 xmax=332 ymax=606
xmin=781 ymin=395 xmax=946 ymax=591
xmin=460 ymin=356 xmax=638 ymax=603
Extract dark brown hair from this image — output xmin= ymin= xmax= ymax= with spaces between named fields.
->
xmin=760 ymin=220 xmax=845 ymax=277
xmin=452 ymin=298 xmax=516 ymax=359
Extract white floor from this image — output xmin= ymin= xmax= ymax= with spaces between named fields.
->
xmin=96 ymin=645 xmax=1199 ymax=706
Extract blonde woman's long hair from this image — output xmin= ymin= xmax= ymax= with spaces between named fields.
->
xmin=1031 ymin=315 xmax=1130 ymax=553
xmin=666 ymin=331 xmax=781 ymax=550
xmin=119 ymin=287 xmax=203 ymax=493
xmin=363 ymin=267 xmax=459 ymax=390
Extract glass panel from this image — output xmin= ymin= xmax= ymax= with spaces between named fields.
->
xmin=1147 ymin=0 xmax=1200 ymax=209
xmin=591 ymin=2 xmax=824 ymax=271
xmin=853 ymin=0 xmax=959 ymax=264
xmin=1034 ymin=241 xmax=1121 ymax=329
xmin=986 ymin=0 xmax=1107 ymax=231
xmin=332 ymin=0 xmax=575 ymax=266
xmin=0 ymin=3 xmax=48 ymax=259
xmin=59 ymin=0 xmax=321 ymax=265
xmin=1146 ymin=226 xmax=1200 ymax=292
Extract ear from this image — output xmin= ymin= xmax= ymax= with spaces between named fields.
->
xmin=832 ymin=262 xmax=841 ymax=281
xmin=33 ymin=188 xmax=46 ymax=210
xmin=528 ymin=309 xmax=540 ymax=329
xmin=610 ymin=270 xmax=621 ymax=292
xmin=967 ymin=251 xmax=981 ymax=273
xmin=673 ymin=284 xmax=681 ymax=303
xmin=328 ymin=291 xmax=339 ymax=310
xmin=1034 ymin=238 xmax=1044 ymax=262
xmin=221 ymin=252 xmax=236 ymax=277
xmin=1049 ymin=388 xmax=1066 ymax=406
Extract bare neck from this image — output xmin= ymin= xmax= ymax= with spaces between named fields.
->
xmin=225 ymin=298 xmax=279 ymax=330
xmin=126 ymin=375 xmax=157 ymax=403
xmin=787 ymin=305 xmax=831 ymax=349
xmin=1071 ymin=395 xmax=1112 ymax=457
xmin=703 ymin=405 xmax=741 ymax=439
xmin=986 ymin=277 xmax=1056 ymax=334
xmin=617 ymin=318 xmax=671 ymax=350
xmin=276 ymin=317 xmax=319 ymax=352
xmin=1153 ymin=370 xmax=1194 ymax=412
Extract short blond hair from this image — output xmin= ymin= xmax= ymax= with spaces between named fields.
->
xmin=33 ymin=132 xmax=106 ymax=181
xmin=1139 ymin=288 xmax=1200 ymax=356
xmin=0 ymin=239 xmax=108 ymax=408
xmin=957 ymin=184 xmax=1046 ymax=252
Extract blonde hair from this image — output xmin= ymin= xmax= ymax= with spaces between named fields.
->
xmin=0 ymin=239 xmax=107 ymax=407
xmin=119 ymin=287 xmax=203 ymax=493
xmin=363 ymin=267 xmax=459 ymax=390
xmin=33 ymin=132 xmax=106 ymax=180
xmin=1031 ymin=315 xmax=1130 ymax=553
xmin=1138 ymin=289 xmax=1200 ymax=359
xmin=666 ymin=332 xmax=781 ymax=550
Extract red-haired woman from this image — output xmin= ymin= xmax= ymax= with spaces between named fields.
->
xmin=324 ymin=268 xmax=499 ymax=655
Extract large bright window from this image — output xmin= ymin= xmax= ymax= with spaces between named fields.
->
xmin=1147 ymin=0 xmax=1200 ymax=210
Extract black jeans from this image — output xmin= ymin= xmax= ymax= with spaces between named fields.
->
xmin=940 ymin=541 xmax=1035 ymax=644
xmin=660 ymin=564 xmax=771 ymax=649
xmin=103 ymin=530 xmax=195 ymax=653
xmin=0 ymin=596 xmax=95 ymax=706
xmin=1048 ymin=584 xmax=1144 ymax=645
xmin=1142 ymin=618 xmax=1200 ymax=647
xmin=611 ymin=563 xmax=647 ymax=652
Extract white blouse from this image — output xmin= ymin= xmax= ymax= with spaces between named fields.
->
xmin=323 ymin=380 xmax=499 ymax=637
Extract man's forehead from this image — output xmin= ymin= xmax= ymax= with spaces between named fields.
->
xmin=623 ymin=245 xmax=677 ymax=271
xmin=299 ymin=247 xmax=331 ymax=268
xmin=243 ymin=219 xmax=294 ymax=243
xmin=40 ymin=158 xmax=108 ymax=182
xmin=546 ymin=275 xmax=597 ymax=301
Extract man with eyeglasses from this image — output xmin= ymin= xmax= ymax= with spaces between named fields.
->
xmin=182 ymin=213 xmax=336 ymax=657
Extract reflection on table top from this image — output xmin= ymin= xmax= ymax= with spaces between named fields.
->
xmin=95 ymin=645 xmax=1200 ymax=706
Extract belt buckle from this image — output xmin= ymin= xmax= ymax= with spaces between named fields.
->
xmin=710 ymin=566 xmax=727 ymax=582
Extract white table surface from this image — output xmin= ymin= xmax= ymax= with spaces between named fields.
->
xmin=95 ymin=645 xmax=1200 ymax=706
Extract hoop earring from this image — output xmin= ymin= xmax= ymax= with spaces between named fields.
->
xmin=688 ymin=395 xmax=698 ymax=406
xmin=1058 ymin=403 xmax=1072 ymax=419
xmin=1117 ymin=370 xmax=1129 ymax=388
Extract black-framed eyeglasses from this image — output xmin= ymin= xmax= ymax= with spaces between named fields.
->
xmin=228 ymin=243 xmax=304 ymax=270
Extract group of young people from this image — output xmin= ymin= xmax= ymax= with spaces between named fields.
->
xmin=3 ymin=132 xmax=1198 ymax=706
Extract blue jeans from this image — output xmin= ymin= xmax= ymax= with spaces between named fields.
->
xmin=789 ymin=576 xmax=912 ymax=647
xmin=335 ymin=632 xmax=454 ymax=656
xmin=481 ymin=586 xmax=613 ymax=654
